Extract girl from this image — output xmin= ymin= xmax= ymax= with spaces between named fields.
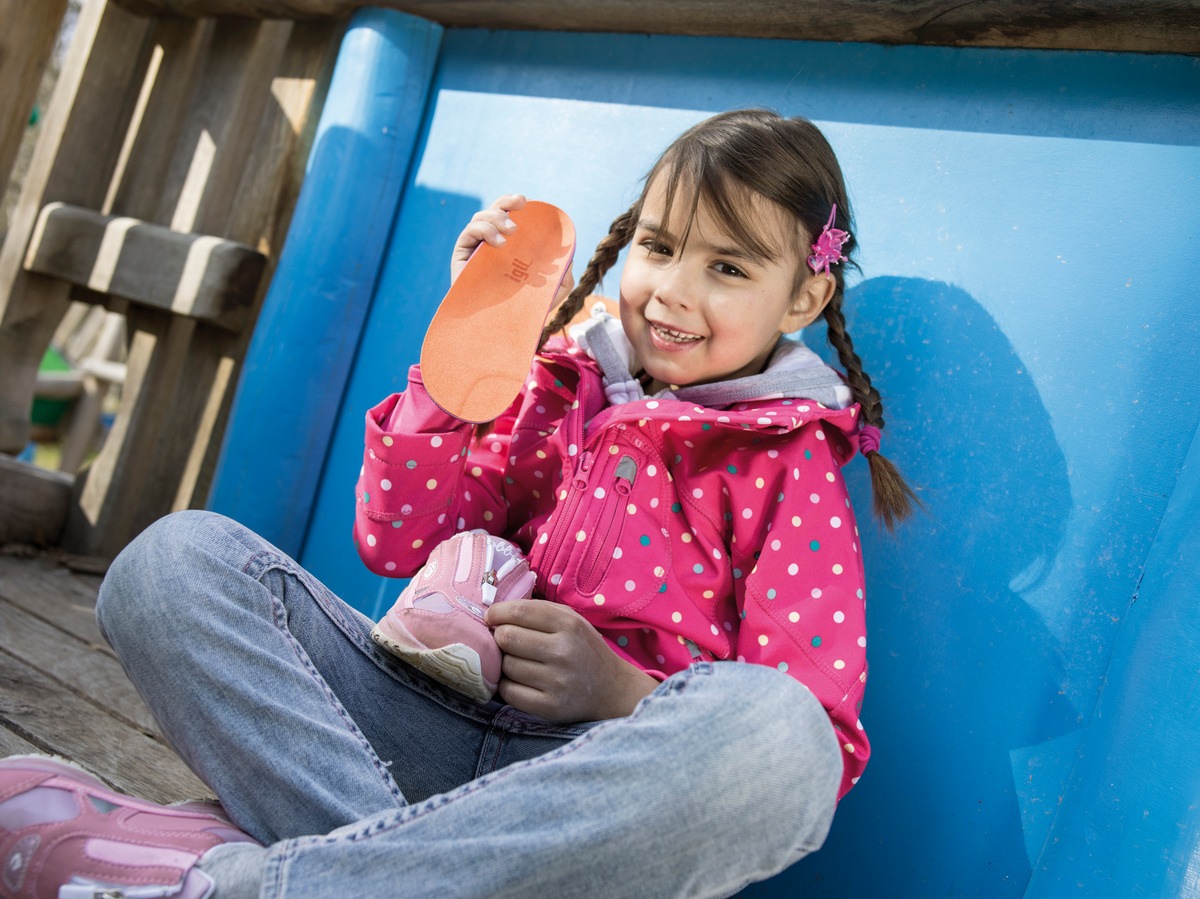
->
xmin=0 ymin=109 xmax=914 ymax=899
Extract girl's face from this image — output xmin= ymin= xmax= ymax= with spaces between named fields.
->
xmin=619 ymin=174 xmax=834 ymax=394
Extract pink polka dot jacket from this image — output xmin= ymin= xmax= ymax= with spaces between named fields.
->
xmin=355 ymin=312 xmax=872 ymax=798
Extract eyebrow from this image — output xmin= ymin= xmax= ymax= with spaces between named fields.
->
xmin=636 ymin=218 xmax=768 ymax=263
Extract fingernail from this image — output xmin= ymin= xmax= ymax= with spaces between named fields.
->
xmin=495 ymin=234 xmax=507 ymax=244
xmin=504 ymin=218 xmax=516 ymax=230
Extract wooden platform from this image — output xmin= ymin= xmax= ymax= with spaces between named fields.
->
xmin=0 ymin=549 xmax=210 ymax=805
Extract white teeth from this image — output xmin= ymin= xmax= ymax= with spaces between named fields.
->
xmin=652 ymin=323 xmax=701 ymax=343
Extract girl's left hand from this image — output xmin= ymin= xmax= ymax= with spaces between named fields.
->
xmin=485 ymin=599 xmax=659 ymax=723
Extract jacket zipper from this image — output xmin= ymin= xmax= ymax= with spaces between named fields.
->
xmin=540 ymin=449 xmax=592 ymax=601
xmin=576 ymin=454 xmax=637 ymax=594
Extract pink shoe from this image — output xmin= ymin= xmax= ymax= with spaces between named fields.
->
xmin=0 ymin=754 xmax=257 ymax=899
xmin=371 ymin=530 xmax=535 ymax=702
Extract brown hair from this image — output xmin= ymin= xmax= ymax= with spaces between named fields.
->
xmin=540 ymin=109 xmax=919 ymax=529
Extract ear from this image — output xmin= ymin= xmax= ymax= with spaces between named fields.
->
xmin=782 ymin=272 xmax=837 ymax=331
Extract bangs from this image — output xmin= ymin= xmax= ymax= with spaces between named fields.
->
xmin=650 ymin=145 xmax=803 ymax=267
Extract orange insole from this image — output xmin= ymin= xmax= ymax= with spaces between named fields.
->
xmin=421 ymin=201 xmax=575 ymax=423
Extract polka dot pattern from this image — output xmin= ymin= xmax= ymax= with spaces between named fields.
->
xmin=353 ymin=345 xmax=870 ymax=799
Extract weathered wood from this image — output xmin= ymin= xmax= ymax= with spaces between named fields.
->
xmin=108 ymin=0 xmax=1200 ymax=53
xmin=0 ymin=553 xmax=207 ymax=802
xmin=105 ymin=16 xmax=216 ymax=219
xmin=0 ymin=725 xmax=41 ymax=757
xmin=0 ymin=456 xmax=72 ymax=547
xmin=0 ymin=0 xmax=69 ymax=225
xmin=0 ymin=554 xmax=107 ymax=646
xmin=1 ymin=7 xmax=339 ymax=558
xmin=0 ymin=0 xmax=153 ymax=455
xmin=25 ymin=203 xmax=267 ymax=331
xmin=0 ymin=649 xmax=210 ymax=803
xmin=0 ymin=598 xmax=160 ymax=735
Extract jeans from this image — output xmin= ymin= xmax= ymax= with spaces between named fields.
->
xmin=97 ymin=510 xmax=841 ymax=899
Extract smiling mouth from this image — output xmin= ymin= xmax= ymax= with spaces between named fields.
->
xmin=650 ymin=321 xmax=703 ymax=344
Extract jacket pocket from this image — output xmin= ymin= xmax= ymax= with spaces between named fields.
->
xmin=576 ymin=453 xmax=638 ymax=594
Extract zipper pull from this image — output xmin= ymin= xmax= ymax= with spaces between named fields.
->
xmin=481 ymin=569 xmax=499 ymax=606
xmin=615 ymin=455 xmax=637 ymax=494
xmin=573 ymin=450 xmax=593 ymax=488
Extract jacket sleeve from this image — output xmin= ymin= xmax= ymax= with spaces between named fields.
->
xmin=730 ymin=420 xmax=870 ymax=799
xmin=353 ymin=364 xmax=517 ymax=577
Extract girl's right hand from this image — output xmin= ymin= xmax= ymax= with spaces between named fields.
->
xmin=449 ymin=194 xmax=527 ymax=284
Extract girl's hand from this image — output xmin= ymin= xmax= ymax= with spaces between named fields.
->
xmin=485 ymin=599 xmax=659 ymax=723
xmin=450 ymin=194 xmax=527 ymax=284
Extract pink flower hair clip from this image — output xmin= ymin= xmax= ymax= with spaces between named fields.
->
xmin=807 ymin=204 xmax=850 ymax=276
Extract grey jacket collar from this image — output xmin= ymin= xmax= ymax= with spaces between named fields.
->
xmin=569 ymin=309 xmax=852 ymax=411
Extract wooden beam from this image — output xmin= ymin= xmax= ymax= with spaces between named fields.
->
xmin=107 ymin=0 xmax=1200 ymax=54
xmin=0 ymin=456 xmax=72 ymax=547
xmin=24 ymin=202 xmax=266 ymax=331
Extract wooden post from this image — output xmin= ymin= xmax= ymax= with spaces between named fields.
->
xmin=0 ymin=0 xmax=152 ymax=456
xmin=0 ymin=0 xmax=69 ymax=233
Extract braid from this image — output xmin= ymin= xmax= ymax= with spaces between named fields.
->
xmin=823 ymin=297 xmax=922 ymax=531
xmin=538 ymin=206 xmax=637 ymax=349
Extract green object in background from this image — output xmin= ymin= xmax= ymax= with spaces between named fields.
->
xmin=29 ymin=105 xmax=39 ymax=126
xmin=31 ymin=345 xmax=72 ymax=426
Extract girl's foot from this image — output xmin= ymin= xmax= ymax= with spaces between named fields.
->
xmin=0 ymin=754 xmax=257 ymax=899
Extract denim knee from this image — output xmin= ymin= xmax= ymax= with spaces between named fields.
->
xmin=97 ymin=509 xmax=239 ymax=647
xmin=670 ymin=662 xmax=843 ymax=858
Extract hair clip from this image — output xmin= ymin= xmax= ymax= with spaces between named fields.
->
xmin=807 ymin=204 xmax=850 ymax=276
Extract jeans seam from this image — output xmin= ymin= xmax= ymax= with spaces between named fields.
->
xmin=244 ymin=551 xmax=406 ymax=807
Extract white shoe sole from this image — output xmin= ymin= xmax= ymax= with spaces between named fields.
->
xmin=370 ymin=623 xmax=495 ymax=703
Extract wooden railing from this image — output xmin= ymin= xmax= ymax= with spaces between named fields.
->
xmin=0 ymin=0 xmax=341 ymax=556
xmin=1 ymin=0 xmax=1195 ymax=559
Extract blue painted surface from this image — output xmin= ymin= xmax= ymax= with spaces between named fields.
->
xmin=215 ymin=18 xmax=1200 ymax=897
xmin=208 ymin=9 xmax=442 ymax=555
xmin=1024 ymin=421 xmax=1200 ymax=896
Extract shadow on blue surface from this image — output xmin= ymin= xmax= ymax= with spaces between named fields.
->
xmin=767 ymin=277 xmax=1076 ymax=896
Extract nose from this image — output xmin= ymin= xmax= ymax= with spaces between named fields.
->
xmin=650 ymin=260 xmax=694 ymax=311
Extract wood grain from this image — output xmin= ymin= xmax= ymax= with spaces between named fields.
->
xmin=0 ymin=553 xmax=209 ymax=804
xmin=106 ymin=0 xmax=1200 ymax=53
xmin=0 ymin=456 xmax=72 ymax=547
xmin=25 ymin=202 xmax=266 ymax=330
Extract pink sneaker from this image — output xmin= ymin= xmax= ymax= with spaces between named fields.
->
xmin=0 ymin=754 xmax=257 ymax=899
xmin=371 ymin=530 xmax=535 ymax=702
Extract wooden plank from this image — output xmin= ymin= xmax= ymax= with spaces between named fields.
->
xmin=106 ymin=0 xmax=1200 ymax=54
xmin=0 ymin=554 xmax=107 ymax=650
xmin=225 ymin=18 xmax=339 ymax=253
xmin=105 ymin=16 xmax=215 ymax=219
xmin=0 ymin=597 xmax=160 ymax=735
xmin=0 ymin=0 xmax=69 ymax=216
xmin=0 ymin=0 xmax=153 ymax=455
xmin=164 ymin=19 xmax=295 ymax=236
xmin=24 ymin=202 xmax=266 ymax=331
xmin=0 ymin=725 xmax=42 ymax=757
xmin=0 ymin=456 xmax=72 ymax=547
xmin=0 ymin=648 xmax=210 ymax=803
